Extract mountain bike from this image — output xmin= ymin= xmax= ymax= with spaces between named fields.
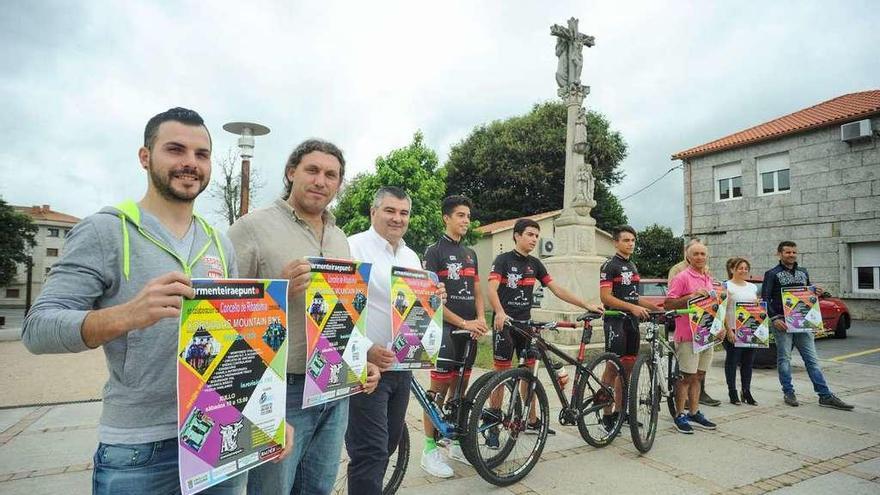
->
xmin=622 ymin=309 xmax=693 ymax=453
xmin=461 ymin=312 xmax=626 ymax=486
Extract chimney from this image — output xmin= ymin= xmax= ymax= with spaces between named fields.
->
xmin=42 ymin=204 xmax=50 ymax=213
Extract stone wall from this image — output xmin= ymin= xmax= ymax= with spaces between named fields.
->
xmin=683 ymin=117 xmax=880 ymax=320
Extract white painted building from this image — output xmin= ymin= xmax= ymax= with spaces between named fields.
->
xmin=1 ymin=205 xmax=80 ymax=311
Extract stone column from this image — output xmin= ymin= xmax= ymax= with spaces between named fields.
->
xmin=531 ymin=84 xmax=606 ymax=344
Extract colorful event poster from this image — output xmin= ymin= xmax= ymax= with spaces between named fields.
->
xmin=734 ymin=301 xmax=770 ymax=348
xmin=389 ymin=266 xmax=444 ymax=370
xmin=688 ymin=291 xmax=725 ymax=353
xmin=303 ymin=257 xmax=373 ymax=408
xmin=782 ymin=286 xmax=824 ymax=333
xmin=177 ymin=279 xmax=289 ymax=495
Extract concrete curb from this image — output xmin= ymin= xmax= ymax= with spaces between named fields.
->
xmin=0 ymin=327 xmax=22 ymax=342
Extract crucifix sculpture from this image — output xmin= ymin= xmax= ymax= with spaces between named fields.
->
xmin=551 ymin=17 xmax=595 ymax=92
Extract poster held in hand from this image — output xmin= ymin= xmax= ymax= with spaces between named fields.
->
xmin=734 ymin=301 xmax=770 ymax=348
xmin=303 ymin=257 xmax=373 ymax=407
xmin=688 ymin=291 xmax=725 ymax=353
xmin=177 ymin=278 xmax=289 ymax=495
xmin=389 ymin=266 xmax=444 ymax=369
xmin=781 ymin=286 xmax=823 ymax=333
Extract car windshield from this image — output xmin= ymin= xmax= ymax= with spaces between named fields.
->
xmin=640 ymin=282 xmax=667 ymax=296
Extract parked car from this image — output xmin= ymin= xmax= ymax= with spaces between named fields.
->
xmin=638 ymin=278 xmax=668 ymax=309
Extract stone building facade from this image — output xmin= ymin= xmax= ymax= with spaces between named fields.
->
xmin=673 ymin=90 xmax=880 ymax=320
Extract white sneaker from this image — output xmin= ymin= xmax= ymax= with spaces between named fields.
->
xmin=420 ymin=448 xmax=454 ymax=478
xmin=448 ymin=443 xmax=470 ymax=465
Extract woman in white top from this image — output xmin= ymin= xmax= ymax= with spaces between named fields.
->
xmin=723 ymin=257 xmax=760 ymax=405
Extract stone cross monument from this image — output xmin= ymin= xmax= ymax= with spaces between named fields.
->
xmin=532 ymin=17 xmax=606 ymax=332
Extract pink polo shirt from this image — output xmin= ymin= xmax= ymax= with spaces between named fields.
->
xmin=666 ymin=266 xmax=715 ymax=342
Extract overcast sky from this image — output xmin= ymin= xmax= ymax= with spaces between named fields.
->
xmin=2 ymin=0 xmax=877 ymax=233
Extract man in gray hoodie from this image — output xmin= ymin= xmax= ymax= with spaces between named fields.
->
xmin=22 ymin=107 xmax=290 ymax=494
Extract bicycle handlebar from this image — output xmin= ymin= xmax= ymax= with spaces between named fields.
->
xmin=505 ymin=318 xmax=577 ymax=330
xmin=602 ymin=308 xmax=696 ymax=320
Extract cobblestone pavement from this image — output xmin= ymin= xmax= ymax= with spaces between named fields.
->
xmin=1 ymin=352 xmax=879 ymax=494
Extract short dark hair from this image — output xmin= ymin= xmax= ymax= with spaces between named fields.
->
xmin=283 ymin=139 xmax=346 ymax=198
xmin=372 ymin=186 xmax=411 ymax=209
xmin=143 ymin=107 xmax=209 ymax=150
xmin=513 ymin=218 xmax=540 ymax=241
xmin=777 ymin=241 xmax=797 ymax=253
xmin=441 ymin=195 xmax=473 ymax=216
xmin=612 ymin=225 xmax=637 ymax=241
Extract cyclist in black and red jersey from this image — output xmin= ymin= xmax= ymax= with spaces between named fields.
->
xmin=421 ymin=195 xmax=489 ymax=477
xmin=599 ymin=225 xmax=661 ymax=429
xmin=486 ymin=218 xmax=603 ymax=445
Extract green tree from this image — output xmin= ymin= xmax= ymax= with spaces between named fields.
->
xmin=631 ymin=224 xmax=683 ymax=278
xmin=0 ymin=199 xmax=38 ymax=286
xmin=444 ymin=101 xmax=628 ymax=231
xmin=593 ymin=183 xmax=628 ymax=233
xmin=334 ymin=132 xmax=449 ymax=255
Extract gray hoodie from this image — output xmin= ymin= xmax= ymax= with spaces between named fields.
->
xmin=22 ymin=201 xmax=236 ymax=443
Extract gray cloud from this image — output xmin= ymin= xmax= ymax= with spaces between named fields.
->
xmin=2 ymin=0 xmax=877 ymax=234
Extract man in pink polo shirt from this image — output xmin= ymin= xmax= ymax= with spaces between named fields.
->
xmin=664 ymin=241 xmax=718 ymax=434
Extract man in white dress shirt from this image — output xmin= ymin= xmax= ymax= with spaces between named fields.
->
xmin=345 ymin=186 xmax=443 ymax=494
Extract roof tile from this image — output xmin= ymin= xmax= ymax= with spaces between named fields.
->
xmin=14 ymin=205 xmax=81 ymax=224
xmin=475 ymin=210 xmax=561 ymax=234
xmin=672 ymin=89 xmax=880 ymax=160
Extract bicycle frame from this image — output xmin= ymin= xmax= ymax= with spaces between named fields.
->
xmin=409 ymin=332 xmax=476 ymax=441
xmin=505 ymin=317 xmax=612 ymax=423
xmin=644 ymin=315 xmax=677 ymax=392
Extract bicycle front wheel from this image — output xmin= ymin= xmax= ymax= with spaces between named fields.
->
xmin=462 ymin=367 xmax=548 ymax=486
xmin=666 ymin=352 xmax=679 ymax=420
xmin=576 ymin=352 xmax=626 ymax=447
xmin=628 ymin=354 xmax=659 ymax=453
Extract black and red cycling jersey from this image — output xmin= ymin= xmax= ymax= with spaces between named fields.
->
xmin=488 ymin=250 xmax=552 ymax=321
xmin=599 ymin=253 xmax=641 ymax=305
xmin=424 ymin=234 xmax=479 ymax=321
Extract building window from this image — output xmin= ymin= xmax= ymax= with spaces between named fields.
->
xmin=852 ymin=242 xmax=880 ymax=293
xmin=46 ymin=248 xmax=59 ymax=257
xmin=714 ymin=162 xmax=742 ymax=201
xmin=5 ymin=289 xmax=20 ymax=298
xmin=47 ymin=228 xmax=60 ymax=237
xmin=64 ymin=228 xmax=71 ymax=238
xmin=756 ymin=152 xmax=790 ymax=195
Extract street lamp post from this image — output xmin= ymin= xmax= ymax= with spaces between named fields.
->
xmin=222 ymin=121 xmax=270 ymax=218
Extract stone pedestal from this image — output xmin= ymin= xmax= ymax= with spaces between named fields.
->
xmin=532 ymin=220 xmax=607 ymax=345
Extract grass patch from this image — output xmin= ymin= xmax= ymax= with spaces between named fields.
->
xmin=474 ymin=338 xmax=495 ymax=369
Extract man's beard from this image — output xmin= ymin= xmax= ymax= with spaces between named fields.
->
xmin=149 ymin=160 xmax=208 ymax=203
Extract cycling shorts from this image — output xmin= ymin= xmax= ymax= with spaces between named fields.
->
xmin=492 ymin=325 xmax=538 ymax=368
xmin=431 ymin=324 xmax=477 ymax=382
xmin=603 ymin=315 xmax=640 ymax=357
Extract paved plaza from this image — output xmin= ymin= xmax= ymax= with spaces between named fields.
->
xmin=1 ymin=337 xmax=879 ymax=494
